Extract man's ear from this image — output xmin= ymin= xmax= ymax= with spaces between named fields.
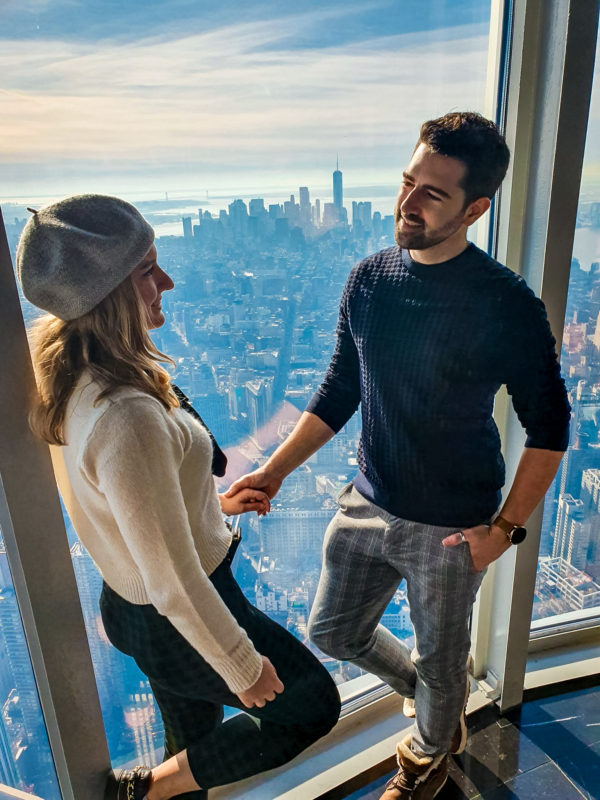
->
xmin=463 ymin=196 xmax=491 ymax=227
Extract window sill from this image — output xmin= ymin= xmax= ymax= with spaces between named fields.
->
xmin=0 ymin=785 xmax=44 ymax=800
xmin=525 ymin=638 xmax=600 ymax=692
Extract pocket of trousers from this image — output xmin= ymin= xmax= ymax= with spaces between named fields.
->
xmin=335 ymin=481 xmax=353 ymax=504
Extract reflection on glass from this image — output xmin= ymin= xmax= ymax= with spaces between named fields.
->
xmin=0 ymin=534 xmax=60 ymax=798
xmin=535 ymin=31 xmax=600 ymax=625
xmin=4 ymin=0 xmax=491 ymax=767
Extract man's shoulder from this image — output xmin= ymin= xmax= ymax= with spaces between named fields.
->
xmin=467 ymin=245 xmax=535 ymax=302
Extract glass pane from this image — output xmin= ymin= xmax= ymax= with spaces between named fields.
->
xmin=534 ymin=30 xmax=600 ymax=629
xmin=0 ymin=529 xmax=60 ymax=799
xmin=3 ymin=0 xmax=493 ymax=764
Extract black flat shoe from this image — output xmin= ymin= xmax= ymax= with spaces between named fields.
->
xmin=105 ymin=765 xmax=152 ymax=799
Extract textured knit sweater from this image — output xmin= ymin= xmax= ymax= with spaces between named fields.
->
xmin=51 ymin=375 xmax=263 ymax=693
xmin=306 ymin=244 xmax=571 ymax=527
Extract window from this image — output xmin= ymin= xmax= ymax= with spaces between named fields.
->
xmin=533 ymin=28 xmax=600 ymax=632
xmin=0 ymin=527 xmax=59 ymax=799
xmin=4 ymin=0 xmax=494 ymax=778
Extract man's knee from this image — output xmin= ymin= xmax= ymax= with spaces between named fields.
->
xmin=415 ymin=648 xmax=470 ymax=692
xmin=307 ymin=616 xmax=370 ymax=661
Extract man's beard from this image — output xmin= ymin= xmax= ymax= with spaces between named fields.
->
xmin=394 ymin=211 xmax=465 ymax=251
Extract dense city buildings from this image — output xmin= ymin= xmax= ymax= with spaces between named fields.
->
xmin=0 ymin=547 xmax=58 ymax=799
xmin=1 ymin=174 xmax=598 ymax=788
xmin=535 ymin=259 xmax=600 ymax=615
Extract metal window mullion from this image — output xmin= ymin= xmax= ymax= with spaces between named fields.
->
xmin=478 ymin=0 xmax=600 ymax=713
xmin=470 ymin=0 xmax=514 ymax=679
xmin=0 ymin=210 xmax=110 ymax=799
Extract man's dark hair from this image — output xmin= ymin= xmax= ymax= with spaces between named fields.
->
xmin=418 ymin=111 xmax=510 ymax=205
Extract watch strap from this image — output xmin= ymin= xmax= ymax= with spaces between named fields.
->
xmin=492 ymin=515 xmax=515 ymax=538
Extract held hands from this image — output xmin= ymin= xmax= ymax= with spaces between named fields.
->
xmin=236 ymin=656 xmax=284 ymax=708
xmin=225 ymin=466 xmax=283 ymax=502
xmin=218 ymin=488 xmax=270 ymax=517
xmin=442 ymin=523 xmax=511 ymax=572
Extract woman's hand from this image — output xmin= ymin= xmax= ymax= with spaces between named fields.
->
xmin=219 ymin=488 xmax=270 ymax=517
xmin=237 ymin=656 xmax=284 ymax=708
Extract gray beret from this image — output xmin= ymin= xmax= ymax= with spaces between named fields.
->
xmin=17 ymin=194 xmax=155 ymax=320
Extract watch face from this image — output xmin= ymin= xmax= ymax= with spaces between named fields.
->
xmin=510 ymin=526 xmax=527 ymax=544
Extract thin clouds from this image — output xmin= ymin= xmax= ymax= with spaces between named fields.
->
xmin=0 ymin=9 xmax=488 ymax=195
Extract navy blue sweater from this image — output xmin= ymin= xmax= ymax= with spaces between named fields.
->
xmin=306 ymin=244 xmax=571 ymax=527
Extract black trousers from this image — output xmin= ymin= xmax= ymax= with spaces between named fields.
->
xmin=100 ymin=550 xmax=340 ymax=795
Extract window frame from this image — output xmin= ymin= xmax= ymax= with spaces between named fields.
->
xmin=471 ymin=0 xmax=600 ymax=713
xmin=0 ymin=213 xmax=109 ymax=800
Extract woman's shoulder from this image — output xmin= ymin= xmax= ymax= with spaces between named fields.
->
xmin=101 ymin=387 xmax=173 ymax=429
xmin=75 ymin=383 xmax=191 ymax=477
xmin=73 ymin=371 xmax=164 ymax=407
xmin=69 ymin=375 xmax=176 ymax=443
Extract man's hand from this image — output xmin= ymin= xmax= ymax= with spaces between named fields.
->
xmin=442 ymin=523 xmax=511 ymax=572
xmin=236 ymin=656 xmax=284 ymax=708
xmin=218 ymin=488 xmax=270 ymax=517
xmin=225 ymin=466 xmax=283 ymax=502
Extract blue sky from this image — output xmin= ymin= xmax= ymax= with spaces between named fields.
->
xmin=1 ymin=0 xmax=493 ymax=202
xmin=2 ymin=1 xmax=488 ymax=47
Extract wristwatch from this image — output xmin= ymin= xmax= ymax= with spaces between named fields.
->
xmin=492 ymin=515 xmax=527 ymax=545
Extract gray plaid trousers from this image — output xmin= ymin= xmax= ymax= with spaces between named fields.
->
xmin=308 ymin=483 xmax=485 ymax=757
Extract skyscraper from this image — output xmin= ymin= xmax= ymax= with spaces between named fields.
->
xmin=299 ymin=187 xmax=311 ymax=227
xmin=333 ymin=158 xmax=343 ymax=212
xmin=299 ymin=186 xmax=310 ymax=210
xmin=228 ymin=198 xmax=249 ymax=238
xmin=553 ymin=493 xmax=590 ymax=567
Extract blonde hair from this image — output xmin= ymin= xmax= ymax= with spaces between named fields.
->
xmin=29 ymin=276 xmax=178 ymax=445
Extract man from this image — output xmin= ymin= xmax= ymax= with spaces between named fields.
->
xmin=226 ymin=112 xmax=570 ymax=798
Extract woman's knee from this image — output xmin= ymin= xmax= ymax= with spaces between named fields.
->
xmin=315 ymin=671 xmax=341 ymax=733
xmin=296 ymin=678 xmax=340 ymax=743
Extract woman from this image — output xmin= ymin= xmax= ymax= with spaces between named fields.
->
xmin=17 ymin=195 xmax=340 ymax=800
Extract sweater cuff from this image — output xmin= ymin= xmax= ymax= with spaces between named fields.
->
xmin=306 ymin=392 xmax=351 ymax=434
xmin=525 ymin=427 xmax=569 ymax=452
xmin=211 ymin=636 xmax=264 ymax=694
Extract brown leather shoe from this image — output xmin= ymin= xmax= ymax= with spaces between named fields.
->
xmin=105 ymin=765 xmax=152 ymax=800
xmin=379 ymin=735 xmax=448 ymax=799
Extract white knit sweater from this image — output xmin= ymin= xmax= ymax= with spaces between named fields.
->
xmin=51 ymin=375 xmax=263 ymax=693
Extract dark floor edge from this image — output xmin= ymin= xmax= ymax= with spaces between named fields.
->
xmin=521 ymin=671 xmax=600 ymax=704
